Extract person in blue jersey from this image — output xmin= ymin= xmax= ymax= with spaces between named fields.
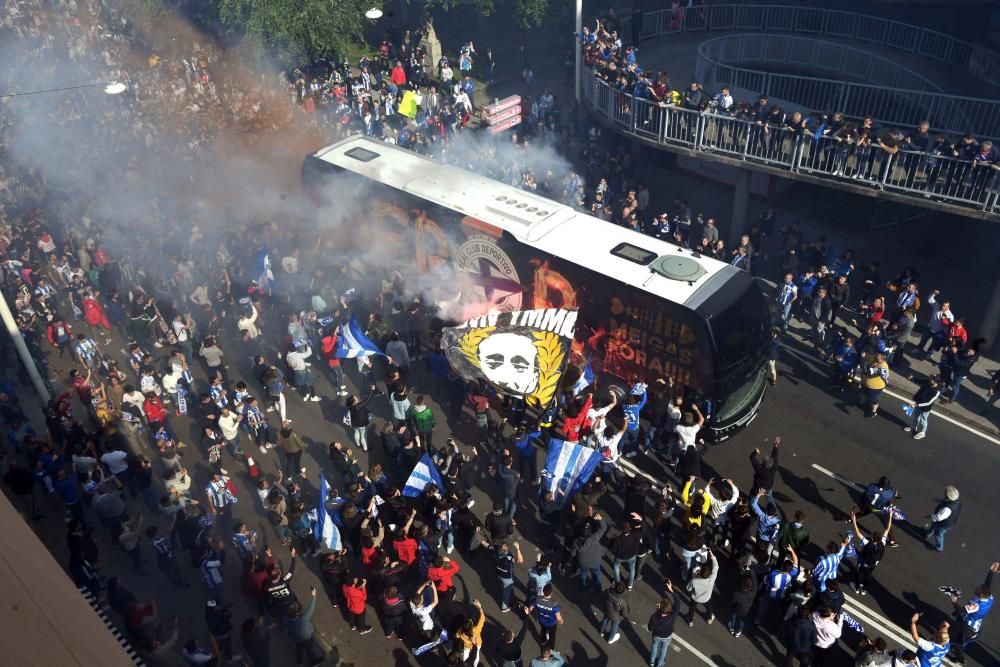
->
xmin=909 ymin=612 xmax=950 ymax=667
xmin=621 ymin=382 xmax=647 ymax=457
xmin=947 ymin=562 xmax=998 ymax=663
xmin=812 ymin=535 xmax=851 ymax=592
xmin=753 ymin=545 xmax=799 ymax=625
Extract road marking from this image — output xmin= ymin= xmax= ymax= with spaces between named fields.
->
xmin=780 ymin=345 xmax=1000 ymax=447
xmin=634 ymin=622 xmax=717 ymax=665
xmin=806 ymin=463 xmax=960 ymax=666
xmin=810 ymin=463 xmax=864 ymax=492
xmin=671 ymin=633 xmax=718 ymax=665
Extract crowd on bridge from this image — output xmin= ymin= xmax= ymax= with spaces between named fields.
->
xmin=578 ymin=12 xmax=1000 ymax=210
xmin=0 ymin=2 xmax=997 ymax=667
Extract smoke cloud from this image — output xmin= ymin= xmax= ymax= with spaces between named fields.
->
xmin=1 ymin=2 xmax=580 ymax=326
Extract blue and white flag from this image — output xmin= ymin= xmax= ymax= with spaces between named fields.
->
xmin=403 ymin=452 xmax=445 ymax=498
xmin=572 ymin=355 xmax=595 ymax=395
xmin=541 ymin=438 xmax=600 ymax=507
xmin=413 ymin=630 xmax=449 ymax=656
xmin=255 ymin=248 xmax=274 ymax=290
xmin=314 ymin=474 xmax=343 ymax=551
xmin=842 ymin=612 xmax=864 ymax=633
xmin=334 ymin=315 xmax=384 ymax=359
xmin=889 ymin=506 xmax=908 ymax=522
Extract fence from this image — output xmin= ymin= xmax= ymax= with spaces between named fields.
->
xmin=694 ymin=34 xmax=996 ymax=137
xmin=582 ymin=74 xmax=999 ymax=215
xmin=622 ymin=4 xmax=1000 ymax=84
xmin=616 ymin=4 xmax=1000 ymax=137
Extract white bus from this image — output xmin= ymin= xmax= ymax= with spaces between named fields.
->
xmin=303 ymin=136 xmax=770 ymax=440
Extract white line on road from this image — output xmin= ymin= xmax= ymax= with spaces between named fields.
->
xmin=780 ymin=345 xmax=1000 ymax=447
xmin=806 ymin=464 xmax=959 ymax=666
xmin=635 ymin=622 xmax=718 ymax=665
xmin=671 ymin=633 xmax=718 ymax=665
xmin=810 ymin=463 xmax=864 ymax=492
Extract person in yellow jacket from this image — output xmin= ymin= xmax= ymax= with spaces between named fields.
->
xmin=681 ymin=477 xmax=712 ymax=529
xmin=456 ymin=599 xmax=486 ymax=666
xmin=860 ymin=352 xmax=889 ymax=418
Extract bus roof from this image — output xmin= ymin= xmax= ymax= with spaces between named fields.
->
xmin=311 ymin=136 xmax=744 ymax=311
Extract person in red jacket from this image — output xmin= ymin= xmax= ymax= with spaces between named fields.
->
xmin=47 ymin=319 xmax=74 ymax=357
xmin=143 ymin=392 xmax=168 ymax=431
xmin=390 ymin=61 xmax=407 ymax=87
xmin=562 ymin=391 xmax=594 ymax=442
xmin=427 ymin=555 xmax=461 ymax=600
xmin=320 ymin=328 xmax=348 ymax=397
xmin=341 ymin=577 xmax=373 ymax=634
xmin=241 ymin=549 xmax=277 ymax=606
xmin=392 ymin=508 xmax=418 ymax=566
xmin=81 ymin=292 xmax=113 ymax=344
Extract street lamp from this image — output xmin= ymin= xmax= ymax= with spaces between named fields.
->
xmin=0 ymin=78 xmax=125 ymax=403
xmin=0 ymin=80 xmax=127 ymax=102
xmin=574 ymin=0 xmax=583 ymax=102
xmin=365 ymin=8 xmax=383 ymax=20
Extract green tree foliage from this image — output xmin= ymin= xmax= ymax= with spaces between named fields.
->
xmin=216 ymin=0 xmax=376 ymax=60
xmin=512 ymin=0 xmax=549 ymax=29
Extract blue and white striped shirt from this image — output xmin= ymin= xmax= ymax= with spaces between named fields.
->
xmin=812 ymin=545 xmax=847 ymax=590
xmin=764 ymin=566 xmax=800 ymax=599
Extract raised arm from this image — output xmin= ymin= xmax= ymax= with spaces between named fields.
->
xmin=693 ymin=404 xmax=705 ymax=427
xmin=909 ymin=613 xmax=922 ymax=645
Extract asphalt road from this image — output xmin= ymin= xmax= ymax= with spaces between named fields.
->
xmin=23 ymin=324 xmax=999 ymax=667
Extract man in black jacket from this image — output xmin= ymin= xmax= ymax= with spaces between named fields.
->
xmin=829 ymin=274 xmax=851 ymax=324
xmin=648 ymin=581 xmax=680 ymax=667
xmin=905 ymin=376 xmax=940 ymax=440
xmin=609 ymin=518 xmax=644 ymax=590
xmin=786 ymin=606 xmax=818 ymax=665
xmin=750 ymin=436 xmax=781 ymax=506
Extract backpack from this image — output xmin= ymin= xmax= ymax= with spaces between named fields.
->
xmin=267 ymin=508 xmax=283 ymax=525
xmin=54 ymin=322 xmax=70 ymax=343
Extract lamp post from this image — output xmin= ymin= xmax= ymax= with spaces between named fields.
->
xmin=0 ymin=79 xmax=125 ymax=404
xmin=574 ymin=0 xmax=583 ymax=102
xmin=0 ymin=80 xmax=127 ymax=101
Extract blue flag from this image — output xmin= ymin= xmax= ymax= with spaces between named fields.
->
xmin=314 ymin=474 xmax=343 ymax=550
xmin=572 ymin=355 xmax=595 ymax=395
xmin=842 ymin=612 xmax=864 ymax=633
xmin=334 ymin=315 xmax=384 ymax=359
xmin=403 ymin=452 xmax=445 ymax=498
xmin=255 ymin=248 xmax=274 ymax=290
xmin=541 ymin=438 xmax=600 ymax=507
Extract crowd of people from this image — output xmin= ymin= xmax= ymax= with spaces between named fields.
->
xmin=0 ymin=2 xmax=996 ymax=667
xmin=579 ymin=12 xmax=1000 ymax=207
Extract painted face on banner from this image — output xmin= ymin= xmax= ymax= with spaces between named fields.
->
xmin=477 ymin=332 xmax=539 ymax=394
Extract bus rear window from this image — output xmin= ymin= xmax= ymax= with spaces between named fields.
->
xmin=345 ymin=147 xmax=380 ymax=162
xmin=611 ymin=242 xmax=657 ymax=265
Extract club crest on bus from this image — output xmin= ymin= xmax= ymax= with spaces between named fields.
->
xmin=453 ymin=236 xmax=523 ymax=312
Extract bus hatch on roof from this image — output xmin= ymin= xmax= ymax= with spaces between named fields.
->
xmin=650 ymin=255 xmax=707 ymax=283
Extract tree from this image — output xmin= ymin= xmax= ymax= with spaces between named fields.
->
xmin=216 ymin=0 xmax=376 ymax=61
xmin=512 ymin=0 xmax=549 ymax=30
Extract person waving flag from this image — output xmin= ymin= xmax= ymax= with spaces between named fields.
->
xmin=314 ymin=473 xmax=343 ymax=551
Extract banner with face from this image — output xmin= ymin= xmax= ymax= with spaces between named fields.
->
xmin=442 ymin=307 xmax=577 ymax=408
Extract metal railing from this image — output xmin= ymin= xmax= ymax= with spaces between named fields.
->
xmin=583 ymin=74 xmax=1000 ymax=215
xmin=620 ymin=4 xmax=1000 ymax=88
xmin=694 ymin=34 xmax=996 ymax=137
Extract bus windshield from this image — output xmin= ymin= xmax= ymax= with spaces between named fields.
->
xmin=710 ymin=280 xmax=771 ymax=426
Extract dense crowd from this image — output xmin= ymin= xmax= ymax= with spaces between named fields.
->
xmin=579 ymin=13 xmax=1000 ymax=205
xmin=0 ymin=3 xmax=996 ymax=667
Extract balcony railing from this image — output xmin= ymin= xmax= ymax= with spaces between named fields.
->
xmin=582 ymin=74 xmax=999 ymax=215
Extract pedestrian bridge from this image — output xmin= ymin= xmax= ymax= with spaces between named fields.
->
xmin=583 ymin=4 xmax=1000 ymax=220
